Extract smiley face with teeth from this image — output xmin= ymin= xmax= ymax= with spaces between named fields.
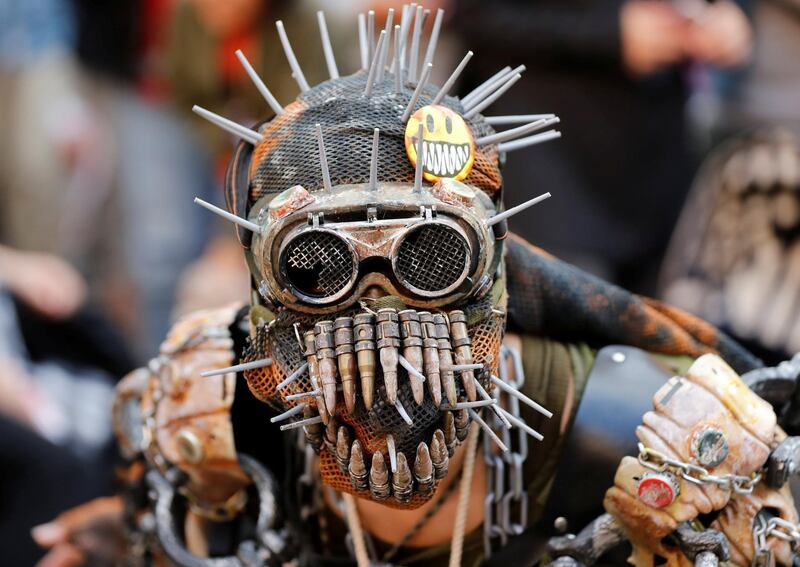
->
xmin=405 ymin=104 xmax=476 ymax=182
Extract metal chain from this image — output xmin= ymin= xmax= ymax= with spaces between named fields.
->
xmin=752 ymin=513 xmax=800 ymax=567
xmin=483 ymin=344 xmax=529 ymax=558
xmin=637 ymin=443 xmax=762 ymax=494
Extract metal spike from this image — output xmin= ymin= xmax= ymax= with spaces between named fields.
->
xmin=277 ymin=362 xmax=309 ymax=390
xmin=354 ymin=313 xmax=377 ymax=410
xmin=498 ymin=407 xmax=544 ymax=441
xmin=358 ymin=13 xmax=368 ymax=70
xmin=465 ymin=72 xmax=522 ymax=119
xmin=275 ymin=20 xmax=309 ymax=92
xmin=421 ymin=8 xmax=444 ymax=70
xmin=200 ymin=356 xmax=271 ymax=377
xmin=386 ymin=433 xmax=398 ymax=473
xmin=484 ymin=114 xmax=556 ymax=126
xmin=364 ymin=30 xmax=386 ymax=97
xmin=392 ymin=452 xmax=412 ymax=502
xmin=449 ymin=310 xmax=477 ymax=401
xmin=392 ymin=3 xmax=413 ymax=74
xmin=270 ymin=403 xmax=306 ymax=423
xmin=279 ymin=415 xmax=324 ymax=431
xmin=235 ymin=50 xmax=284 ymax=116
xmin=407 ymin=5 xmax=424 ymax=82
xmin=433 ymin=313 xmax=457 ymax=406
xmin=446 ymin=399 xmax=496 ymax=410
xmin=376 ymin=8 xmax=394 ymax=83
xmin=191 ymin=106 xmax=264 ymax=146
xmin=302 ymin=405 xmax=323 ymax=450
xmin=414 ymin=442 xmax=434 ymax=493
xmin=317 ymin=11 xmax=339 ymax=80
xmin=463 ymin=65 xmax=525 ymax=112
xmin=286 ymin=388 xmax=322 ymax=402
xmin=333 ymin=317 xmax=356 ymax=414
xmin=432 ymin=51 xmax=473 ymax=105
xmin=285 ymin=389 xmax=321 ymax=402
xmin=315 ymin=321 xmax=339 ymax=416
xmin=393 ymin=25 xmax=402 ymax=94
xmin=399 ymin=354 xmax=426 ymax=384
xmin=367 ymin=10 xmax=376 ymax=66
xmin=490 ymin=375 xmax=553 ymax=417
xmin=443 ymin=412 xmax=457 ymax=456
xmin=431 ymin=430 xmax=449 ymax=479
xmin=369 ymin=450 xmax=390 ymax=500
xmin=413 ymin=123 xmax=425 ymax=193
xmin=454 ymin=408 xmax=470 ymax=441
xmin=336 ymin=426 xmax=351 ymax=472
xmin=469 ymin=408 xmax=509 ymax=452
xmin=475 ymin=380 xmax=510 ymax=428
xmin=497 ymin=130 xmax=562 ymax=153
xmin=442 ymin=363 xmax=484 ymax=372
xmin=461 ymin=66 xmax=511 ymax=107
xmin=314 ymin=124 xmax=333 ymax=192
xmin=394 ymin=399 xmax=413 ymax=426
xmin=476 ymin=117 xmax=559 ymax=147
xmin=376 ymin=308 xmax=400 ymax=404
xmin=401 ymin=62 xmax=432 ymax=123
xmin=485 ymin=192 xmax=552 ymax=228
xmin=420 ymin=312 xmax=442 ymax=406
xmin=369 ymin=128 xmax=380 ymax=191
xmin=349 ymin=440 xmax=368 ymax=491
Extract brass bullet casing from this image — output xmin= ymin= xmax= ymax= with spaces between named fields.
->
xmin=314 ymin=321 xmax=339 ymax=416
xmin=354 ymin=313 xmax=377 ymax=410
xmin=414 ymin=442 xmax=434 ymax=494
xmin=376 ymin=308 xmax=401 ymax=405
xmin=399 ymin=309 xmax=425 ymax=405
xmin=349 ymin=440 xmax=368 ymax=491
xmin=431 ymin=430 xmax=449 ymax=479
xmin=419 ymin=312 xmax=442 ymax=407
xmin=369 ymin=450 xmax=390 ymax=500
xmin=443 ymin=412 xmax=457 ymax=457
xmin=304 ymin=330 xmax=329 ymax=424
xmin=324 ymin=418 xmax=338 ymax=453
xmin=302 ymin=405 xmax=323 ymax=451
xmin=448 ymin=310 xmax=477 ymax=401
xmin=433 ymin=314 xmax=457 ymax=406
xmin=454 ymin=408 xmax=470 ymax=441
xmin=393 ymin=452 xmax=413 ymax=502
xmin=336 ymin=426 xmax=351 ymax=473
xmin=333 ymin=317 xmax=357 ymax=414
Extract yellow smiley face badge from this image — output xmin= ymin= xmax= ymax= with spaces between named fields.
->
xmin=405 ymin=105 xmax=475 ymax=182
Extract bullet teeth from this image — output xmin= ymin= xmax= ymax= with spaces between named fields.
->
xmin=414 ymin=442 xmax=434 ymax=493
xmin=349 ymin=440 xmax=368 ymax=491
xmin=393 ymin=452 xmax=413 ymax=502
xmin=419 ymin=312 xmax=442 ymax=407
xmin=454 ymin=408 xmax=470 ymax=441
xmin=433 ymin=314 xmax=458 ymax=406
xmin=315 ymin=321 xmax=339 ymax=416
xmin=302 ymin=405 xmax=323 ymax=451
xmin=399 ymin=310 xmax=425 ymax=405
xmin=431 ymin=430 xmax=449 ymax=479
xmin=370 ymin=451 xmax=390 ymax=500
xmin=324 ymin=418 xmax=337 ymax=452
xmin=377 ymin=308 xmax=400 ymax=405
xmin=336 ymin=426 xmax=351 ymax=472
xmin=443 ymin=412 xmax=457 ymax=457
xmin=334 ymin=317 xmax=357 ymax=414
xmin=354 ymin=313 xmax=377 ymax=410
xmin=449 ymin=310 xmax=477 ymax=401
xmin=304 ymin=330 xmax=329 ymax=424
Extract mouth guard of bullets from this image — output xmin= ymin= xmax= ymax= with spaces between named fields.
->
xmin=218 ymin=306 xmax=552 ymax=505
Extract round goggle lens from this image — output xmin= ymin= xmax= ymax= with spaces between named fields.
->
xmin=394 ymin=224 xmax=469 ymax=295
xmin=281 ymin=231 xmax=355 ymax=300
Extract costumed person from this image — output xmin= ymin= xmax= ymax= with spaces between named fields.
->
xmin=33 ymin=6 xmax=800 ymax=567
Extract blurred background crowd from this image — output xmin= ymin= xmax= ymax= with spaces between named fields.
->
xmin=0 ymin=0 xmax=798 ymax=564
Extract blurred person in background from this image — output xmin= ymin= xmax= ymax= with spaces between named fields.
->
xmin=454 ymin=0 xmax=752 ymax=293
xmin=659 ymin=0 xmax=800 ymax=364
xmin=0 ymin=245 xmax=134 ymax=566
